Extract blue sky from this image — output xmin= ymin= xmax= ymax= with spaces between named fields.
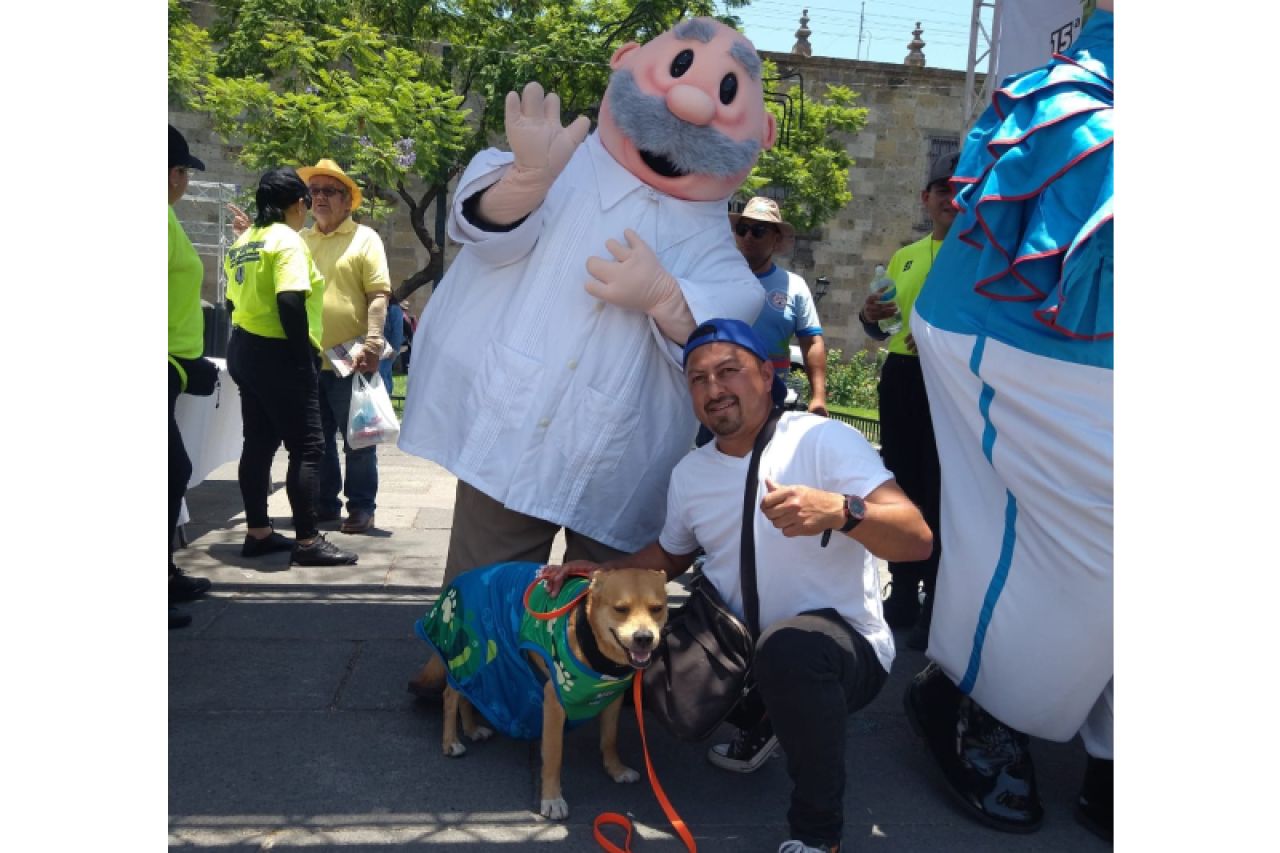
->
xmin=726 ymin=0 xmax=990 ymax=72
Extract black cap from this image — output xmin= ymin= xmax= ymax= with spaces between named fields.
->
xmin=925 ymin=150 xmax=960 ymax=189
xmin=169 ymin=125 xmax=206 ymax=171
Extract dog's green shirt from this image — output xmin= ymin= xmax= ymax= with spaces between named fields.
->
xmin=416 ymin=561 xmax=631 ymax=740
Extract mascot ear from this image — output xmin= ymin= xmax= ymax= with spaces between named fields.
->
xmin=610 ymin=41 xmax=640 ymax=69
xmin=762 ymin=111 xmax=778 ymax=151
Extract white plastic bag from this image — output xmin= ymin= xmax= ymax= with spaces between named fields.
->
xmin=347 ymin=371 xmax=401 ymax=450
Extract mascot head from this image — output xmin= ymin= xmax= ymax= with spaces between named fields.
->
xmin=598 ymin=18 xmax=777 ymax=202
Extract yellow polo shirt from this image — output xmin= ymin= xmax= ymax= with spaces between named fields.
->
xmin=884 ymin=234 xmax=943 ymax=356
xmin=225 ymin=223 xmax=326 ymax=351
xmin=301 ymin=218 xmax=391 ymax=365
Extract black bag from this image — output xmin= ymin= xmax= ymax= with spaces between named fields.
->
xmin=640 ymin=407 xmax=781 ymax=742
xmin=640 ymin=573 xmax=754 ymax=741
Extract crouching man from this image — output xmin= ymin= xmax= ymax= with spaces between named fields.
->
xmin=545 ymin=318 xmax=932 ymax=853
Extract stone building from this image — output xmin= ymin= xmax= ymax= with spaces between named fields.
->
xmin=758 ymin=47 xmax=971 ymax=354
xmin=169 ymin=19 xmax=977 ymax=357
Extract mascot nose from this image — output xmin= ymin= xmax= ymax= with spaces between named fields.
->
xmin=666 ymin=84 xmax=716 ymax=126
xmin=632 ymin=629 xmax=655 ymax=649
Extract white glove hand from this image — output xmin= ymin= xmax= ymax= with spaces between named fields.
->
xmin=585 ymin=229 xmax=695 ymax=343
xmin=477 ymin=82 xmax=591 ymax=226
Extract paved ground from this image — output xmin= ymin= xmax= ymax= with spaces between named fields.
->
xmin=170 ymin=444 xmax=1109 ymax=851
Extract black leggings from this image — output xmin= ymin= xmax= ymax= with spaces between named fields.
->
xmin=730 ymin=610 xmax=888 ymax=848
xmin=169 ymin=363 xmax=192 ymax=573
xmin=226 ymin=328 xmax=324 ymax=540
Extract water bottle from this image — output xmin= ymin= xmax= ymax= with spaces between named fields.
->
xmin=870 ymin=265 xmax=902 ymax=336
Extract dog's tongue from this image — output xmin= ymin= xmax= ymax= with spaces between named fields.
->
xmin=629 ymin=648 xmax=653 ymax=668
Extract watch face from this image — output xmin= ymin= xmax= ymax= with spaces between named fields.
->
xmin=841 ymin=494 xmax=866 ymax=532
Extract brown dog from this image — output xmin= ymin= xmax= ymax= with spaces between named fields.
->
xmin=410 ymin=566 xmax=668 ymax=820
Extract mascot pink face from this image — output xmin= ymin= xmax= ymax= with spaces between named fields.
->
xmin=598 ymin=18 xmax=777 ymax=202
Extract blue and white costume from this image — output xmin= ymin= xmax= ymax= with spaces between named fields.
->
xmin=913 ymin=10 xmax=1113 ymax=757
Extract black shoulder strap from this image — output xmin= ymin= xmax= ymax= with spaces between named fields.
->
xmin=739 ymin=406 xmax=782 ymax=638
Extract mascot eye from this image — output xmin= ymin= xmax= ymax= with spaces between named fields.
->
xmin=670 ymin=49 xmax=694 ymax=77
xmin=719 ymin=73 xmax=739 ymax=105
xmin=614 ymin=605 xmax=629 ymax=615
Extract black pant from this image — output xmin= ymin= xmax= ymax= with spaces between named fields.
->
xmin=731 ymin=610 xmax=888 ymax=848
xmin=878 ymin=353 xmax=942 ymax=593
xmin=169 ymin=363 xmax=193 ymax=574
xmin=226 ymin=328 xmax=325 ymax=540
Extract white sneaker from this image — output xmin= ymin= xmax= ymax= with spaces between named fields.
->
xmin=778 ymin=840 xmax=839 ymax=853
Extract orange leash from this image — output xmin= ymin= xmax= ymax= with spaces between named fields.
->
xmin=524 ymin=569 xmax=695 ymax=851
xmin=523 ymin=568 xmax=593 ymax=621
xmin=592 ymin=678 xmax=696 ymax=852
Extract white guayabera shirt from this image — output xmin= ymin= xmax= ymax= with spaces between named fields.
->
xmin=399 ymin=133 xmax=763 ymax=552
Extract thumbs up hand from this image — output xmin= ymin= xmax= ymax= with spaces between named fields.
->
xmin=759 ymin=478 xmax=845 ymax=538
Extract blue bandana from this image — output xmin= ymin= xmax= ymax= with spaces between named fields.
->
xmin=683 ymin=318 xmax=788 ymax=405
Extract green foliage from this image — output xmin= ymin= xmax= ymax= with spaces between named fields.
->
xmin=168 ymin=0 xmax=862 ymax=292
xmin=168 ymin=0 xmax=215 ymax=108
xmin=742 ymin=64 xmax=868 ymax=232
xmin=194 ymin=13 xmax=469 ymax=223
xmin=790 ymin=347 xmax=885 ymax=411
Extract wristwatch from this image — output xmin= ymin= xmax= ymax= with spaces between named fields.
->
xmin=839 ymin=494 xmax=867 ymax=532
xmin=822 ymin=494 xmax=867 ymax=547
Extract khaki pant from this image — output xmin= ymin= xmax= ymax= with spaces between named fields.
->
xmin=443 ymin=480 xmax=628 ymax=584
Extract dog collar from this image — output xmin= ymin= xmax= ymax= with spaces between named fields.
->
xmin=573 ymin=599 xmax=633 ymax=678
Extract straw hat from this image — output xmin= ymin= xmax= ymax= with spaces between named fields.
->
xmin=297 ymin=159 xmax=363 ymax=209
xmin=729 ymin=196 xmax=796 ymax=250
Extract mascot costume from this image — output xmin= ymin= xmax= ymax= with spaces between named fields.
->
xmin=905 ymin=4 xmax=1114 ymax=840
xmin=400 ymin=18 xmax=774 ymax=581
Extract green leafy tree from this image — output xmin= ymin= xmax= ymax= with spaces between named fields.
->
xmin=168 ymin=0 xmax=215 ymax=108
xmin=188 ymin=3 xmax=470 ymax=296
xmin=740 ymin=65 xmax=868 ymax=232
xmin=170 ymin=0 xmax=866 ymax=299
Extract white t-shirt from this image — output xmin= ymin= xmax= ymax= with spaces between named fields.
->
xmin=659 ymin=412 xmax=896 ymax=673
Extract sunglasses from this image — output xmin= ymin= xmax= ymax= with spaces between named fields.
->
xmin=309 ymin=186 xmax=348 ymax=199
xmin=735 ymin=222 xmax=777 ymax=239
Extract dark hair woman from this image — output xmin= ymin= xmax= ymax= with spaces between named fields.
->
xmin=224 ymin=167 xmax=357 ymax=567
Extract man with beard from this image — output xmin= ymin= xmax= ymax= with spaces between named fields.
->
xmin=399 ymin=18 xmax=773 ymax=587
xmin=544 ymin=318 xmax=931 ymax=853
xmin=298 ymin=159 xmax=391 ymax=536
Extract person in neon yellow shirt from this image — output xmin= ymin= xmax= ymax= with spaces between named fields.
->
xmin=859 ymin=150 xmax=959 ymax=650
xmin=168 ymin=125 xmax=214 ymax=630
xmin=224 ymin=168 xmax=357 ymax=568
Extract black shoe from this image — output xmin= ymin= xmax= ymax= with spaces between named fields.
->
xmin=169 ymin=567 xmax=212 ymax=603
xmin=707 ymin=717 xmax=779 ymax=773
xmin=292 ymin=533 xmax=358 ymax=566
xmin=169 ymin=605 xmax=192 ymax=629
xmin=883 ymin=578 xmax=921 ymax=629
xmin=904 ymin=663 xmax=1044 ymax=833
xmin=905 ymin=590 xmax=934 ymax=651
xmin=1075 ymin=757 xmax=1113 ymax=841
xmin=241 ymin=530 xmax=295 ymax=558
